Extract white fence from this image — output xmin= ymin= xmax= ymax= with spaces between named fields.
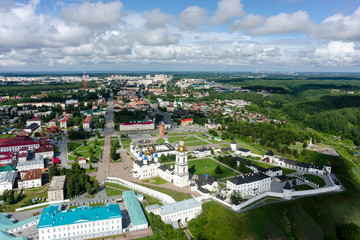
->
xmin=225 ymin=185 xmax=342 ymax=212
xmin=15 ymin=199 xmax=70 ymax=212
xmin=105 ymin=176 xmax=176 ymax=204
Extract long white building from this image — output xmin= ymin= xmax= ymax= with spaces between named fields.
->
xmin=146 ymin=198 xmax=202 ymax=228
xmin=227 ymin=173 xmax=271 ymax=196
xmin=37 ymin=204 xmax=123 ymax=240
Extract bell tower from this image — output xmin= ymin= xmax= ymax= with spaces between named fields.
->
xmin=173 ymin=138 xmax=189 ymax=187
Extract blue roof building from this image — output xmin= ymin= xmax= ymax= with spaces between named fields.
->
xmin=0 ymin=213 xmax=40 ymax=240
xmin=37 ymin=204 xmax=123 ymax=240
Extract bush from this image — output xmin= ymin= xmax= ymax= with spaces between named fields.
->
xmin=336 ymin=223 xmax=360 ymax=240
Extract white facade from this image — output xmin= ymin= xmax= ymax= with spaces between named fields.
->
xmin=0 ymin=142 xmax=40 ymax=153
xmin=227 ymin=173 xmax=271 ymax=196
xmin=119 ymin=122 xmax=155 ymax=131
xmin=0 ymin=171 xmax=16 ymax=194
xmin=132 ymin=140 xmax=189 ymax=188
xmin=146 ymin=198 xmax=202 ymax=228
xmin=17 ymin=157 xmax=44 ymax=172
xmin=18 ymin=177 xmax=42 ymax=189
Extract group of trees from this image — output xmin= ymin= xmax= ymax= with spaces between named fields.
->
xmin=1 ymin=190 xmax=15 ymax=204
xmin=148 ymin=212 xmax=187 ymax=240
xmin=68 ymin=127 xmax=91 ymax=140
xmin=49 ymin=163 xmax=99 ymax=198
xmin=114 ymin=109 xmax=147 ymax=123
xmin=230 ymin=190 xmax=243 ymax=205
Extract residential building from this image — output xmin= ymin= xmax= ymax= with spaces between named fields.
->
xmin=0 ymin=136 xmax=40 ymax=153
xmin=60 ymin=116 xmax=70 ymax=129
xmin=181 ymin=118 xmax=193 ymax=126
xmin=48 ymin=176 xmax=66 ymax=202
xmin=16 ymin=156 xmax=44 ymax=172
xmin=192 ymin=147 xmax=211 ymax=158
xmin=37 ymin=204 xmax=123 ymax=240
xmin=18 ymin=169 xmax=42 ymax=189
xmin=26 ymin=116 xmax=41 ymax=127
xmin=227 ymin=173 xmax=271 ymax=196
xmin=0 ymin=169 xmax=16 ymax=194
xmin=82 ymin=115 xmax=92 ymax=129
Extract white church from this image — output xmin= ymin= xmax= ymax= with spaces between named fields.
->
xmin=131 ymin=139 xmax=189 ymax=188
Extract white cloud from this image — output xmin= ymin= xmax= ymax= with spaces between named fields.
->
xmin=60 ymin=1 xmax=123 ymax=26
xmin=228 ymin=14 xmax=265 ymax=33
xmin=210 ymin=0 xmax=245 ymax=26
xmin=179 ymin=6 xmax=208 ymax=30
xmin=298 ymin=41 xmax=358 ymax=66
xmin=248 ymin=11 xmax=312 ymax=35
xmin=142 ymin=8 xmax=173 ymax=29
xmin=312 ymin=7 xmax=360 ymax=41
xmin=129 ymin=27 xmax=180 ymax=46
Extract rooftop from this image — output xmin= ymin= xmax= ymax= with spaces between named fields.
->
xmin=123 ymin=190 xmax=148 ymax=227
xmin=228 ymin=173 xmax=270 ymax=185
xmin=23 ymin=169 xmax=42 ymax=181
xmin=49 ymin=175 xmax=66 ymax=191
xmin=0 ymin=164 xmax=16 ymax=172
xmin=37 ymin=204 xmax=123 ymax=228
xmin=160 ymin=198 xmax=202 ymax=215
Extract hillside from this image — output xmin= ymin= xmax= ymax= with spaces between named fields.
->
xmin=188 ymin=143 xmax=360 ymax=239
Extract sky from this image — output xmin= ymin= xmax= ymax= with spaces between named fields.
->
xmin=0 ymin=0 xmax=359 ymax=72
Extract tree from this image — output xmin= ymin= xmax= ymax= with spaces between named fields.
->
xmin=3 ymin=190 xmax=14 ymax=204
xmin=215 ymin=165 xmax=223 ymax=174
xmin=83 ymin=140 xmax=87 ymax=146
xmin=302 ymin=142 xmax=308 ymax=148
xmin=85 ymin=182 xmax=92 ymax=195
xmin=336 ymin=223 xmax=360 ymax=240
xmin=94 ymin=179 xmax=100 ymax=193
xmin=49 ymin=166 xmax=59 ymax=181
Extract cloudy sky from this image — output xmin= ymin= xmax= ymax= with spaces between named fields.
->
xmin=0 ymin=0 xmax=359 ymax=72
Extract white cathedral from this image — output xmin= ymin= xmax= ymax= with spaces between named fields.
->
xmin=131 ymin=139 xmax=189 ymax=188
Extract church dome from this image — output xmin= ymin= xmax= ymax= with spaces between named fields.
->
xmin=144 ymin=145 xmax=152 ymax=156
xmin=177 ymin=145 xmax=187 ymax=152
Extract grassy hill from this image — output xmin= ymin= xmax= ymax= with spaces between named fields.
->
xmin=188 ymin=151 xmax=360 ymax=240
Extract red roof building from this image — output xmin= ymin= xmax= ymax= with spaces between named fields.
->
xmin=181 ymin=118 xmax=193 ymax=126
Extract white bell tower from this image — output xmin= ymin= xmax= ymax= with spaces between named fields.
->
xmin=173 ymin=138 xmax=189 ymax=187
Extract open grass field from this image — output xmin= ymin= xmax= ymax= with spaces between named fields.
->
xmin=251 ymin=160 xmax=275 ymax=169
xmin=137 ymin=183 xmax=192 ymax=202
xmin=184 ymin=140 xmax=209 ymax=147
xmin=76 ymin=144 xmax=96 ymax=152
xmin=188 ymin=158 xmax=238 ymax=179
xmin=303 ymin=174 xmax=326 ymax=187
xmin=89 ymin=140 xmax=104 ymax=146
xmin=105 ymin=187 xmax=123 ymax=197
xmin=142 ymin=177 xmax=168 ymax=185
xmin=0 ymin=186 xmax=48 ymax=212
xmin=282 ymin=168 xmax=297 ymax=175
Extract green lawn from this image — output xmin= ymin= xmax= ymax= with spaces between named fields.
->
xmin=89 ymin=202 xmax=105 ymax=207
xmin=303 ymin=174 xmax=326 ymax=187
xmin=168 ymin=136 xmax=183 ymax=143
xmin=105 ymin=187 xmax=123 ymax=197
xmin=78 ymin=149 xmax=102 ymax=159
xmin=121 ymin=139 xmax=132 ymax=145
xmin=282 ymin=168 xmax=297 ymax=175
xmin=89 ymin=140 xmax=104 ymax=146
xmin=209 ymin=140 xmax=221 ymax=144
xmin=250 ymin=161 xmax=275 ymax=169
xmin=145 ymin=195 xmax=163 ymax=206
xmin=155 ymin=138 xmax=165 ymax=144
xmin=184 ymin=141 xmax=209 ymax=147
xmin=123 ymin=144 xmax=130 ymax=149
xmin=0 ymin=186 xmax=48 ymax=212
xmin=197 ymin=134 xmax=209 ymax=140
xmin=183 ymin=136 xmax=201 ymax=142
xmin=76 ymin=144 xmax=96 ymax=152
xmin=67 ymin=142 xmax=82 ymax=151
xmin=137 ymin=183 xmax=192 ymax=202
xmin=293 ymin=184 xmax=315 ymax=191
xmin=142 ymin=177 xmax=168 ymax=185
xmin=85 ymin=167 xmax=97 ymax=173
xmin=188 ymin=158 xmax=238 ymax=179
xmin=167 ymin=132 xmax=191 ymax=136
